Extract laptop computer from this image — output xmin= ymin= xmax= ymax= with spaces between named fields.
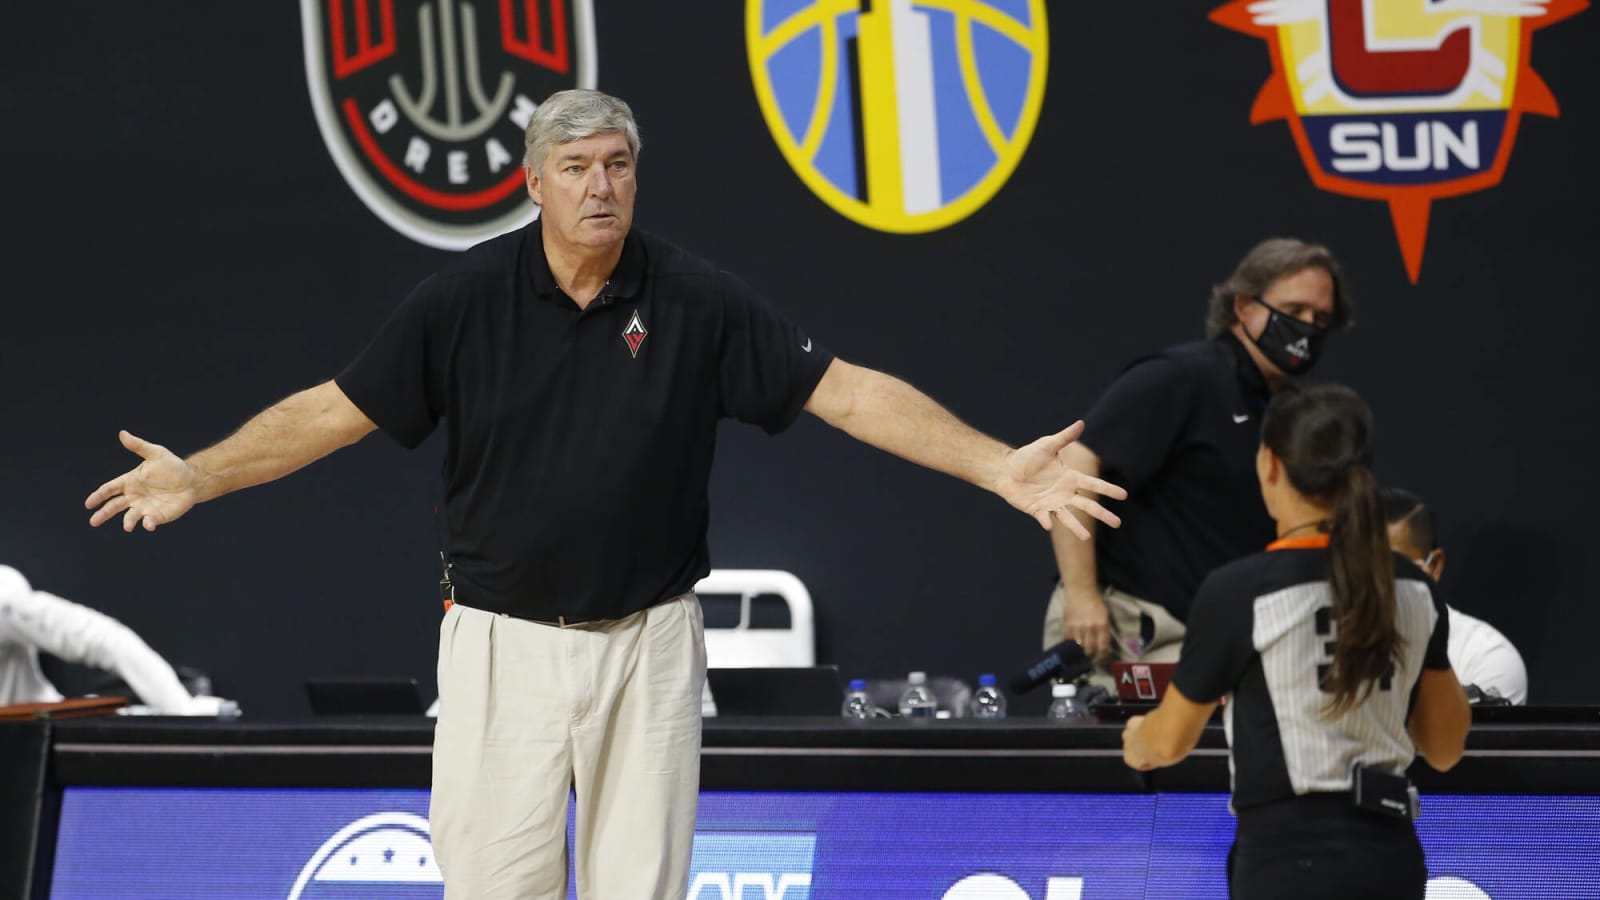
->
xmin=705 ymin=666 xmax=843 ymax=717
xmin=305 ymin=677 xmax=426 ymax=715
xmin=1110 ymin=662 xmax=1177 ymax=703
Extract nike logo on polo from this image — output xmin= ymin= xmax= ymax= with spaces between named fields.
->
xmin=801 ymin=338 xmax=812 ymax=352
xmin=1232 ymin=413 xmax=1250 ymax=424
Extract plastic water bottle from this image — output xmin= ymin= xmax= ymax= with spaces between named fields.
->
xmin=1046 ymin=681 xmax=1093 ymax=723
xmin=841 ymin=679 xmax=874 ymax=719
xmin=897 ymin=671 xmax=938 ymax=719
xmin=969 ymin=673 xmax=1007 ymax=719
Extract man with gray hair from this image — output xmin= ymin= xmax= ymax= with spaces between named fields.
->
xmin=1044 ymin=238 xmax=1355 ymax=689
xmin=85 ymin=89 xmax=1125 ymax=899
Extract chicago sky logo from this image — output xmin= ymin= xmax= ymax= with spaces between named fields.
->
xmin=747 ymin=0 xmax=1048 ymax=233
xmin=301 ymin=1 xmax=597 ymax=250
xmin=1211 ymin=0 xmax=1587 ymax=282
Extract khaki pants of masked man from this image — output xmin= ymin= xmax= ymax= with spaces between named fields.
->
xmin=1041 ymin=583 xmax=1186 ymax=693
xmin=430 ymin=593 xmax=705 ymax=900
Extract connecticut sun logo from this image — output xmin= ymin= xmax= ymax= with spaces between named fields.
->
xmin=747 ymin=0 xmax=1048 ymax=233
xmin=301 ymin=1 xmax=597 ymax=250
xmin=1212 ymin=0 xmax=1586 ymax=282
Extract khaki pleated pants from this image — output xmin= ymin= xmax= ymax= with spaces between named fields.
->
xmin=430 ymin=594 xmax=705 ymax=900
xmin=1041 ymin=582 xmax=1187 ymax=692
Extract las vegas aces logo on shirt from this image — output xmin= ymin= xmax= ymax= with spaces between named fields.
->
xmin=622 ymin=309 xmax=648 ymax=358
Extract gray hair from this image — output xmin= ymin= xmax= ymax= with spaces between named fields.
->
xmin=523 ymin=89 xmax=642 ymax=172
xmin=1205 ymin=238 xmax=1355 ymax=338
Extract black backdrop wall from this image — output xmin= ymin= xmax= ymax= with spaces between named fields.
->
xmin=5 ymin=2 xmax=1596 ymax=716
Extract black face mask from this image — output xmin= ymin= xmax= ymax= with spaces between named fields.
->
xmin=1248 ymin=297 xmax=1328 ymax=375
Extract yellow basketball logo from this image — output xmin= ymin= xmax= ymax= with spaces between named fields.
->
xmin=747 ymin=0 xmax=1049 ymax=233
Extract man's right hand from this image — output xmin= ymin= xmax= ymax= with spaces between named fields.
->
xmin=1062 ymin=586 xmax=1112 ymax=661
xmin=85 ymin=430 xmax=200 ymax=532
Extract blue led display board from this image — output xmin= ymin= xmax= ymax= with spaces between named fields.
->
xmin=48 ymin=788 xmax=1600 ymax=898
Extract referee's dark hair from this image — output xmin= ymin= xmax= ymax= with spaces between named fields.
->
xmin=1381 ymin=487 xmax=1437 ymax=553
xmin=1262 ymin=382 xmax=1401 ymax=714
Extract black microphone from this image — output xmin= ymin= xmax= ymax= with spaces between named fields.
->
xmin=1008 ymin=640 xmax=1093 ymax=695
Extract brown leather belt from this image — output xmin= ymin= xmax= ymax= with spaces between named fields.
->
xmin=514 ymin=612 xmax=603 ymax=628
xmin=442 ymin=599 xmax=602 ymax=628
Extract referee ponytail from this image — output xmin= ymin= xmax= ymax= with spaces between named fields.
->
xmin=1261 ymin=383 xmax=1401 ymax=715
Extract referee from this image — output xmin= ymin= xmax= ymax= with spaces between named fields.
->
xmin=1120 ymin=383 xmax=1470 ymax=900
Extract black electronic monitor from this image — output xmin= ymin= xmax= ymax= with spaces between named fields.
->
xmin=705 ymin=666 xmax=843 ymax=717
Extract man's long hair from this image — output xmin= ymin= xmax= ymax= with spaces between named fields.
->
xmin=1206 ymin=238 xmax=1355 ymax=338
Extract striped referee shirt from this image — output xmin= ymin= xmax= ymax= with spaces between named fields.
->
xmin=1171 ymin=534 xmax=1451 ymax=810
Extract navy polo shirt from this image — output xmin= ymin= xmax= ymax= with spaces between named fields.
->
xmin=1080 ymin=333 xmax=1276 ymax=622
xmin=336 ymin=220 xmax=833 ymax=621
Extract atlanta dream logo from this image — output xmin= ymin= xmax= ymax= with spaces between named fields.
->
xmin=1212 ymin=0 xmax=1586 ymax=282
xmin=301 ymin=1 xmax=597 ymax=249
xmin=747 ymin=0 xmax=1049 ymax=233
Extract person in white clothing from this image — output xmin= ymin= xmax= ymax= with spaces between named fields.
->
xmin=1382 ymin=488 xmax=1528 ymax=705
xmin=0 ymin=565 xmax=227 ymax=714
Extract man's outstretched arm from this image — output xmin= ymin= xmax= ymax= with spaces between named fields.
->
xmin=85 ymin=380 xmax=378 ymax=532
xmin=802 ymin=359 xmax=1125 ymax=534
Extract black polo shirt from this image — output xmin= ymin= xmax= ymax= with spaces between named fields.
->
xmin=1080 ymin=333 xmax=1275 ymax=622
xmin=336 ymin=220 xmax=833 ymax=621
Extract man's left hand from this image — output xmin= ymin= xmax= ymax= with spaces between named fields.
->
xmin=998 ymin=421 xmax=1127 ymax=535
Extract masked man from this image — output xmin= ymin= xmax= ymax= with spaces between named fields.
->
xmin=1043 ymin=238 xmax=1354 ymax=687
